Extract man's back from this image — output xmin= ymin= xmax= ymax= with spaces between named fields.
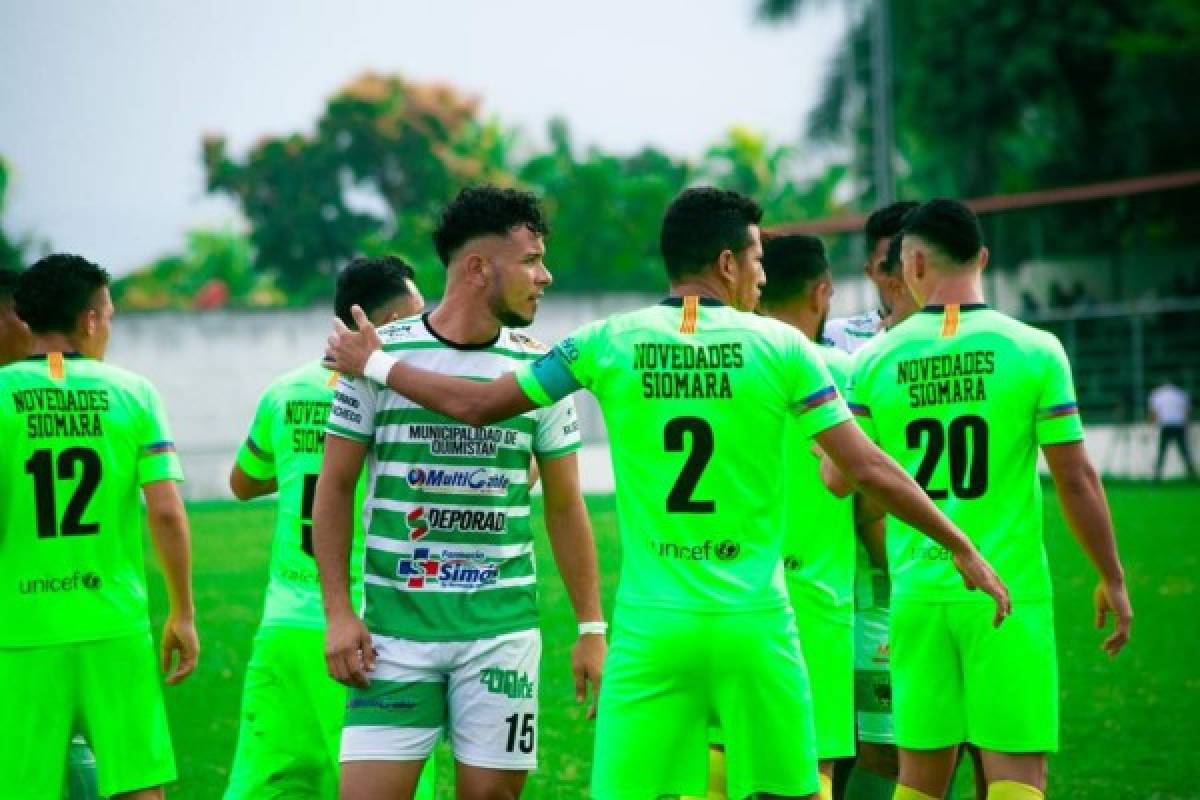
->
xmin=850 ymin=304 xmax=1083 ymax=603
xmin=1149 ymin=383 xmax=1189 ymax=426
xmin=533 ymin=296 xmax=849 ymax=613
xmin=0 ymin=354 xmax=182 ymax=646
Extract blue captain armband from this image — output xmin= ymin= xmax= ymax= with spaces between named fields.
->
xmin=516 ymin=346 xmax=583 ymax=407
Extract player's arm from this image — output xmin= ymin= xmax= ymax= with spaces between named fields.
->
xmin=142 ymin=479 xmax=199 ymax=685
xmin=313 ymin=433 xmax=375 ymax=688
xmin=854 ymin=494 xmax=888 ymax=572
xmin=1042 ymin=442 xmax=1132 ymax=656
xmin=815 ymin=420 xmax=1011 ymax=624
xmin=327 ymin=305 xmax=536 ymax=426
xmin=229 ymin=466 xmax=276 ymax=500
xmin=538 ymin=451 xmax=606 ymax=718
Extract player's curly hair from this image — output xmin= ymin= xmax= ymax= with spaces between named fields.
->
xmin=0 ymin=268 xmax=19 ymax=301
xmin=15 ymin=254 xmax=109 ymax=334
xmin=334 ymin=256 xmax=417 ymax=327
xmin=660 ymin=187 xmax=763 ymax=280
xmin=902 ymin=198 xmax=983 ymax=265
xmin=865 ymin=200 xmax=919 ymax=253
xmin=432 ymin=187 xmax=548 ymax=267
xmin=759 ymin=234 xmax=829 ymax=306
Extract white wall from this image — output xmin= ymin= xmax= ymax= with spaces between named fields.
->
xmin=106 ymin=300 xmax=1192 ymax=499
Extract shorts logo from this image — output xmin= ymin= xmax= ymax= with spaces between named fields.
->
xmin=783 ymin=555 xmax=802 ymax=572
xmin=406 ymin=467 xmax=510 ymax=496
xmin=479 ymin=667 xmax=535 ymax=699
xmin=404 ymin=506 xmax=508 ymax=539
xmin=18 ymin=571 xmax=103 ymax=595
xmin=652 ymin=538 xmax=742 ymax=562
xmin=395 ymin=547 xmax=500 ymax=589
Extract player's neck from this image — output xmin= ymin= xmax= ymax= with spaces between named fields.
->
xmin=426 ymin=292 xmax=501 ymax=346
xmin=762 ymin=304 xmax=819 ymax=342
xmin=921 ymin=274 xmax=985 ymax=307
xmin=668 ymin=276 xmax=732 ymax=307
xmin=30 ymin=333 xmax=85 ymax=357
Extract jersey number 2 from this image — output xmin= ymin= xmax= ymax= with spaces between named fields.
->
xmin=25 ymin=448 xmax=102 ymax=538
xmin=300 ymin=473 xmax=318 ymax=557
xmin=905 ymin=415 xmax=989 ymax=499
xmin=664 ymin=417 xmax=715 ymax=513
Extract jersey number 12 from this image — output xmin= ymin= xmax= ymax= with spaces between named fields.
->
xmin=25 ymin=448 xmax=102 ymax=538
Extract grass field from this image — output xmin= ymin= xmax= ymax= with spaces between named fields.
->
xmin=146 ymin=482 xmax=1200 ymax=799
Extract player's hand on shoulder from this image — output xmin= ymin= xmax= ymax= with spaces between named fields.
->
xmin=327 ymin=305 xmax=383 ymax=378
xmin=1094 ymin=578 xmax=1132 ymax=657
xmin=952 ymin=548 xmax=1012 ymax=627
xmin=572 ymin=631 xmax=606 ymax=720
xmin=161 ymin=614 xmax=199 ymax=686
xmin=325 ymin=609 xmax=376 ymax=689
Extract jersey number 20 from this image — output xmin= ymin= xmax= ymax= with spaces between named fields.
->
xmin=905 ymin=415 xmax=989 ymax=499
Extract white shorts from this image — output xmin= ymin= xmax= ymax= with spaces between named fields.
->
xmin=340 ymin=628 xmax=541 ymax=771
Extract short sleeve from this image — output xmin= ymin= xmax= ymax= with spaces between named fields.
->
xmin=845 ymin=350 xmax=878 ymax=442
xmin=137 ymin=382 xmax=184 ymax=485
xmin=235 ymin=388 xmax=278 ymax=481
xmin=787 ymin=332 xmax=852 ymax=439
xmin=1035 ymin=336 xmax=1085 ymax=445
xmin=533 ymin=396 xmax=582 ymax=461
xmin=513 ymin=320 xmax=605 ymax=407
xmin=326 ymin=375 xmax=376 ymax=443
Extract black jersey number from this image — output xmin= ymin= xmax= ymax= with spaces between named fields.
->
xmin=300 ymin=473 xmax=319 ymax=557
xmin=664 ymin=417 xmax=716 ymax=513
xmin=905 ymin=415 xmax=989 ymax=500
xmin=24 ymin=447 xmax=103 ymax=538
xmin=504 ymin=713 xmax=536 ymax=754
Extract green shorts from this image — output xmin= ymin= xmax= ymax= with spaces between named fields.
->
xmin=0 ymin=630 xmax=175 ymax=799
xmin=592 ymin=606 xmax=819 ymax=800
xmin=853 ymin=604 xmax=894 ymax=744
xmin=891 ymin=600 xmax=1058 ymax=752
xmin=792 ymin=594 xmax=855 ymax=760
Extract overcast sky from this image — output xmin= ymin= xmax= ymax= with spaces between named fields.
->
xmin=0 ymin=1 xmax=845 ymax=275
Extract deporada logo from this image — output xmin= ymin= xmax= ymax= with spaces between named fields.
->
xmin=406 ymin=467 xmax=510 ymax=496
xmin=404 ymin=506 xmax=508 ymax=541
xmin=395 ymin=547 xmax=500 ymax=589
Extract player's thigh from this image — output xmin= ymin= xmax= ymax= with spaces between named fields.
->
xmin=591 ymin=609 xmax=708 ymax=800
xmin=890 ymin=602 xmax=966 ymax=749
xmin=225 ymin=627 xmax=345 ymax=799
xmin=446 ymin=629 xmax=540 ymax=773
xmin=0 ymin=644 xmax=74 ymax=800
xmin=854 ymin=605 xmax=896 ymax=747
xmin=954 ymin=602 xmax=1058 ymax=754
xmin=341 ymin=759 xmax=428 ymax=800
xmin=713 ymin=610 xmax=821 ymax=800
xmin=341 ymin=634 xmax=446 ymax=763
xmin=455 ymin=760 xmax=527 ymax=800
xmin=794 ymin=599 xmax=855 ymax=761
xmin=77 ymin=631 xmax=176 ymax=798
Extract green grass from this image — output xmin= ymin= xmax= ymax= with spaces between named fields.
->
xmin=147 ymin=484 xmax=1199 ymax=799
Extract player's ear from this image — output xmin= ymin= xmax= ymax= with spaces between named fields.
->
xmin=716 ymin=249 xmax=737 ymax=286
xmin=977 ymin=246 xmax=990 ymax=272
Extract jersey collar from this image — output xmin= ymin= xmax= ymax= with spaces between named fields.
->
xmin=660 ymin=296 xmax=726 ymax=308
xmin=25 ymin=352 xmax=86 ymax=360
xmin=919 ymin=303 xmax=989 ymax=314
xmin=421 ymin=312 xmax=501 ymax=351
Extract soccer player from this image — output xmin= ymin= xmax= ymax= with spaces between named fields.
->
xmin=822 ymin=202 xmax=918 ymax=354
xmin=759 ymin=234 xmax=857 ymax=800
xmin=0 ymin=254 xmax=198 ymax=800
xmin=314 ymin=187 xmax=606 ymax=800
xmin=326 ymin=187 xmax=1010 ymax=800
xmin=224 ymin=256 xmax=429 ymax=799
xmin=843 ymin=199 xmax=1132 ymax=800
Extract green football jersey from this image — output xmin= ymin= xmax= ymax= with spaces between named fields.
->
xmin=0 ymin=353 xmax=184 ymax=647
xmin=515 ymin=297 xmax=852 ymax=614
xmin=848 ymin=304 xmax=1085 ymax=604
xmin=328 ymin=315 xmax=580 ymax=642
xmin=782 ymin=345 xmax=856 ymax=613
xmin=236 ymin=361 xmax=366 ymax=629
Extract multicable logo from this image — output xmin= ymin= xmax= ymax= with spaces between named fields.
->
xmin=406 ymin=467 xmax=510 ymax=496
xmin=395 ymin=547 xmax=500 ymax=589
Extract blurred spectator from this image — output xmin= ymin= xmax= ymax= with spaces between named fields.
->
xmin=1020 ymin=289 xmax=1040 ymax=316
xmin=1049 ymin=280 xmax=1070 ymax=310
xmin=1149 ymin=378 xmax=1196 ymax=480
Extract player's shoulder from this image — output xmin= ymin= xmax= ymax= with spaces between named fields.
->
xmin=84 ymin=358 xmax=159 ymax=396
xmin=376 ymin=314 xmax=429 ymax=348
xmin=264 ymin=360 xmax=334 ymax=397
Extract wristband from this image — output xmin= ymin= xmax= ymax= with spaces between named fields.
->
xmin=578 ymin=621 xmax=608 ymax=636
xmin=364 ymin=350 xmax=397 ymax=385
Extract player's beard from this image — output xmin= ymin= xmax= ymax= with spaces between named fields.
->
xmin=497 ymin=308 xmax=533 ymax=328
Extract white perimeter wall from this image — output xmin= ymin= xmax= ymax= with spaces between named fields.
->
xmin=106 ymin=299 xmax=1194 ymax=499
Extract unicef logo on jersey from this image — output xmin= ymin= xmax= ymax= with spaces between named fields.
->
xmin=406 ymin=467 xmax=511 ymax=496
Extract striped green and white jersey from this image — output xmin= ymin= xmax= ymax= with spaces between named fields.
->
xmin=326 ymin=314 xmax=581 ymax=642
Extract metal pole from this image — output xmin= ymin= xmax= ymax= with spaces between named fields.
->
xmin=870 ymin=0 xmax=895 ymax=205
